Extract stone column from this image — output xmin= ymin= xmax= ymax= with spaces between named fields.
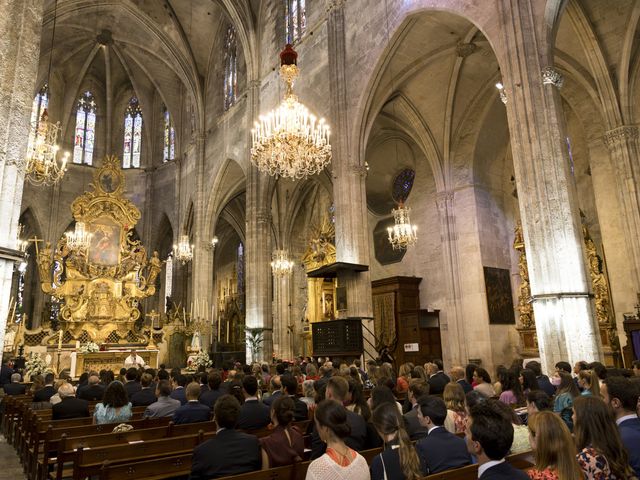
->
xmin=498 ymin=1 xmax=602 ymax=373
xmin=272 ymin=274 xmax=292 ymax=359
xmin=0 ymin=0 xmax=45 ymax=352
xmin=327 ymin=0 xmax=373 ymax=319
xmin=603 ymin=126 xmax=640 ymax=290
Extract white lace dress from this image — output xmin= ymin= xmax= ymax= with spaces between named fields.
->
xmin=305 ymin=452 xmax=370 ymax=480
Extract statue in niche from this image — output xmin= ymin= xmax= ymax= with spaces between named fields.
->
xmin=37 ymin=242 xmax=53 ymax=282
xmin=146 ymin=251 xmax=162 ymax=286
xmin=584 ymin=233 xmax=611 ymax=324
xmin=513 ymin=222 xmax=535 ymax=328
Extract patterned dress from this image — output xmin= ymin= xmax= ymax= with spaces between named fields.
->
xmin=527 ymin=467 xmax=559 ymax=480
xmin=93 ymin=402 xmax=133 ymax=425
xmin=577 ymin=446 xmax=617 ymax=480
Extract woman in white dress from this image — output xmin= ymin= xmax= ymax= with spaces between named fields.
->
xmin=305 ymin=399 xmax=370 ymax=480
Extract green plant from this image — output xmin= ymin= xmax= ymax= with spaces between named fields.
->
xmin=245 ymin=327 xmax=264 ymax=361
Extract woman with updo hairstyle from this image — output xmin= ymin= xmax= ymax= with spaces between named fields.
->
xmin=305 ymin=400 xmax=370 ymax=480
xmin=93 ymin=381 xmax=132 ymax=424
xmin=370 ymin=402 xmax=422 ymax=480
xmin=260 ymin=396 xmax=305 ymax=469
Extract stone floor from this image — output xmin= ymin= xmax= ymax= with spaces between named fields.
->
xmin=0 ymin=435 xmax=27 ymax=480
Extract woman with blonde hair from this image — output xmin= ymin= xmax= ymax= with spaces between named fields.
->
xmin=527 ymin=411 xmax=583 ymax=479
xmin=396 ymin=363 xmax=411 ymax=394
xmin=443 ymin=383 xmax=468 ymax=434
xmin=370 ymin=402 xmax=422 ymax=480
xmin=577 ymin=370 xmax=600 ymax=397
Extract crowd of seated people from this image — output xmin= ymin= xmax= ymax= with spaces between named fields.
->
xmin=1 ymin=355 xmax=639 ymax=480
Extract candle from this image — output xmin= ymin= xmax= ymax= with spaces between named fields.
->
xmin=190 ymin=302 xmax=193 ymax=319
xmin=226 ymin=321 xmax=230 ymax=342
xmin=58 ymin=330 xmax=63 ymax=350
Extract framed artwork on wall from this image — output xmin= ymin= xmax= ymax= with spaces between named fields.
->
xmin=483 ymin=266 xmax=516 ymax=325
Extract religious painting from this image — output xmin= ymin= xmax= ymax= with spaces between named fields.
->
xmin=336 ymin=286 xmax=347 ymax=311
xmin=322 ymin=291 xmax=334 ymax=319
xmin=87 ymin=218 xmax=121 ymax=266
xmin=483 ymin=266 xmax=516 ymax=325
xmin=373 ymin=217 xmax=406 ymax=265
xmin=99 ymin=170 xmax=120 ymax=193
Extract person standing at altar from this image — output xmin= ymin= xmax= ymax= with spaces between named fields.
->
xmin=124 ymin=349 xmax=146 ymax=368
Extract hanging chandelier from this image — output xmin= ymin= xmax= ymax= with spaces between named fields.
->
xmin=251 ymin=44 xmax=331 ymax=179
xmin=65 ymin=222 xmax=92 ymax=252
xmin=173 ymin=234 xmax=194 ymax=265
xmin=271 ymin=250 xmax=294 ymax=277
xmin=22 ymin=0 xmax=69 ymax=186
xmin=387 ymin=202 xmax=418 ymax=250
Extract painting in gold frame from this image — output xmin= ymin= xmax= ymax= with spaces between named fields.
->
xmin=87 ymin=218 xmax=122 ymax=266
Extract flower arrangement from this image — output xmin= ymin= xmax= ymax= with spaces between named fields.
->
xmin=24 ymin=352 xmax=52 ymax=379
xmin=79 ymin=342 xmax=100 ymax=353
xmin=191 ymin=350 xmax=212 ymax=370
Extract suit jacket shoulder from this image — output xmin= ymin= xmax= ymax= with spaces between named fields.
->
xmin=480 ymin=462 xmax=529 ymax=479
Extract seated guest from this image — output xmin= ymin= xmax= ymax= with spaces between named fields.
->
xmin=260 ymin=396 xmax=305 ymax=469
xmin=170 ymin=374 xmax=188 ymax=405
xmin=371 ymin=402 xmax=422 ymax=480
xmin=519 ymin=368 xmax=540 ymax=395
xmin=237 ymin=375 xmax=270 ymax=430
xmin=130 ymin=373 xmax=157 ymax=406
xmin=144 ymin=380 xmax=181 ymax=418
xmin=189 ymin=395 xmax=261 ymax=479
xmin=198 ymin=372 xmax=209 ymax=395
xmin=633 ymin=360 xmax=640 ymax=377
xmin=263 ymin=375 xmax=283 ymax=406
xmin=403 ymin=381 xmax=429 ymax=441
xmin=77 ymin=372 xmax=89 ymax=390
xmin=100 ymin=369 xmax=114 ymax=386
xmin=526 ymin=411 xmax=583 ymax=480
xmin=93 ymin=381 xmax=132 ymax=424
xmin=552 ymin=372 xmax=579 ymax=431
xmin=3 ymin=373 xmax=26 ymax=395
xmin=28 ymin=374 xmax=44 ymax=396
xmin=491 ymin=399 xmax=529 ymax=454
xmin=33 ymin=372 xmax=56 ymax=402
xmin=77 ymin=374 xmax=105 ymax=401
xmin=48 ymin=379 xmax=67 ymax=405
xmin=369 ymin=385 xmax=402 ymax=415
xmin=300 ymin=379 xmax=317 ymax=409
xmin=311 ymin=376 xmax=367 ymax=459
xmin=0 ymin=358 xmax=14 ymax=387
xmin=465 ymin=399 xmax=529 ymax=479
xmin=601 ymin=376 xmax=640 ymax=477
xmin=473 ymin=367 xmax=497 ymax=397
xmin=451 ymin=365 xmax=473 ymax=394
xmin=443 ymin=383 xmax=468 ymax=434
xmin=306 ymin=400 xmax=370 ymax=480
xmin=499 ymin=369 xmax=525 ymax=406
xmin=52 ymin=383 xmax=90 ymax=420
xmin=573 ymin=395 xmax=636 ymax=480
xmin=173 ymin=382 xmax=211 ymax=424
xmin=527 ymin=361 xmax=556 ymax=397
xmin=526 ymin=390 xmax=553 ymax=417
xmin=577 ymin=370 xmax=600 ymax=397
xmin=415 ymin=395 xmax=471 ymax=475
xmin=281 ymin=374 xmax=308 ymax=421
xmin=427 ymin=359 xmax=450 ymax=395
xmin=199 ymin=372 xmax=224 ymax=409
xmin=123 ymin=368 xmax=141 ymax=398
xmin=396 ymin=363 xmax=411 ymax=394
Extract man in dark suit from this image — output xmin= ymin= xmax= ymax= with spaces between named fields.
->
xmin=173 ymin=382 xmax=211 ymax=425
xmin=52 ymin=383 xmax=90 ymax=419
xmin=404 ymin=381 xmax=429 ymax=440
xmin=0 ymin=358 xmax=14 ymax=386
xmin=170 ymin=374 xmax=188 ymax=405
xmin=450 ymin=366 xmax=473 ymax=394
xmin=527 ymin=361 xmax=555 ymax=397
xmin=200 ymin=372 xmax=224 ymax=409
xmin=198 ymin=372 xmax=209 ymax=395
xmin=77 ymin=374 xmax=105 ymax=401
xmin=3 ymin=373 xmax=26 ymax=395
xmin=123 ymin=368 xmax=142 ymax=398
xmin=415 ymin=395 xmax=471 ymax=474
xmin=263 ymin=376 xmax=282 ymax=406
xmin=131 ymin=373 xmax=157 ymax=406
xmin=466 ymin=399 xmax=529 ymax=479
xmin=427 ymin=359 xmax=450 ymax=395
xmin=310 ymin=376 xmax=366 ymax=459
xmin=33 ymin=372 xmax=56 ymax=402
xmin=189 ymin=394 xmax=261 ymax=479
xmin=236 ymin=375 xmax=270 ymax=430
xmin=602 ymin=376 xmax=640 ymax=477
xmin=281 ymin=374 xmax=308 ymax=421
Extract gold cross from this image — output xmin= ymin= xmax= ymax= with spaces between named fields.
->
xmin=28 ymin=236 xmax=44 ymax=256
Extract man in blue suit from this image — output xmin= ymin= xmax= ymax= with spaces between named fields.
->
xmin=602 ymin=376 xmax=640 ymax=477
xmin=415 ymin=395 xmax=471 ymax=474
xmin=170 ymin=374 xmax=188 ymax=405
xmin=173 ymin=382 xmax=212 ymax=424
xmin=466 ymin=399 xmax=529 ymax=479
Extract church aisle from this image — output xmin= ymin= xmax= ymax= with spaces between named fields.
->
xmin=0 ymin=435 xmax=27 ymax=480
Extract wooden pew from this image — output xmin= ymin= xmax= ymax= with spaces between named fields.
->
xmin=98 ymin=453 xmax=193 ymax=480
xmin=424 ymin=451 xmax=534 ymax=479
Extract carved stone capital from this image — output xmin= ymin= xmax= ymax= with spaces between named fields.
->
xmin=255 ymin=212 xmax=271 ymax=225
xmin=436 ymin=191 xmax=454 ymax=213
xmin=603 ymin=125 xmax=639 ymax=148
xmin=541 ymin=66 xmax=564 ymax=89
xmin=349 ymin=163 xmax=368 ymax=178
xmin=455 ymin=42 xmax=477 ymax=58
xmin=326 ymin=0 xmax=346 ymax=12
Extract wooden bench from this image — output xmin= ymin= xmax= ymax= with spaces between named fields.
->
xmin=424 ymin=451 xmax=534 ymax=479
xmin=98 ymin=453 xmax=193 ymax=480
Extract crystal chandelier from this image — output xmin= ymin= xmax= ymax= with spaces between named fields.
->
xmin=251 ymin=45 xmax=331 ymax=179
xmin=271 ymin=250 xmax=294 ymax=277
xmin=387 ymin=202 xmax=418 ymax=250
xmin=65 ymin=222 xmax=92 ymax=252
xmin=173 ymin=234 xmax=194 ymax=265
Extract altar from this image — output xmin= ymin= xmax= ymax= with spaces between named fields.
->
xmin=73 ymin=349 xmax=158 ymax=378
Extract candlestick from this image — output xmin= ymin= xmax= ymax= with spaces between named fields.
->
xmin=58 ymin=329 xmax=63 ymax=350
xmin=226 ymin=321 xmax=230 ymax=342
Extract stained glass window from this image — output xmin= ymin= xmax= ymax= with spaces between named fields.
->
xmin=73 ymin=91 xmax=96 ymax=165
xmin=162 ymin=105 xmax=175 ymax=162
xmin=224 ymin=26 xmax=237 ymax=111
xmin=392 ymin=168 xmax=416 ymax=203
xmin=27 ymin=84 xmax=49 ymax=153
xmin=285 ymin=0 xmax=306 ymax=44
xmin=123 ymin=97 xmax=143 ymax=168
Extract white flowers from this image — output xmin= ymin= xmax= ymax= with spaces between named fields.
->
xmin=24 ymin=352 xmax=53 ymax=379
xmin=192 ymin=351 xmax=212 ymax=369
xmin=79 ymin=342 xmax=100 ymax=353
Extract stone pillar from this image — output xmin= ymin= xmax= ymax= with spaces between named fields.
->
xmin=498 ymin=1 xmax=602 ymax=373
xmin=327 ymin=0 xmax=373 ymax=319
xmin=0 ymin=0 xmax=45 ymax=352
xmin=273 ymin=274 xmax=292 ymax=359
xmin=603 ymin=126 xmax=640 ymax=290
